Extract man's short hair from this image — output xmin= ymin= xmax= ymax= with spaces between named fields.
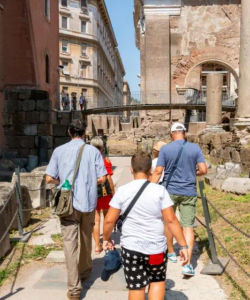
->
xmin=68 ymin=119 xmax=86 ymax=137
xmin=131 ymin=152 xmax=152 ymax=174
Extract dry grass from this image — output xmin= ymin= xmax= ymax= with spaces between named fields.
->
xmin=195 ymin=183 xmax=250 ymax=300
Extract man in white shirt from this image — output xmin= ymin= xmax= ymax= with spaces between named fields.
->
xmin=102 ymin=152 xmax=188 ymax=300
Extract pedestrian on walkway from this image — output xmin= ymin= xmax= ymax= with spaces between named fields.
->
xmin=45 ymin=120 xmax=107 ymax=300
xmin=151 ymin=141 xmax=166 ymax=184
xmin=90 ymin=136 xmax=115 ymax=254
xmin=103 ymin=152 xmax=188 ymax=300
xmin=71 ymin=94 xmax=77 ymax=111
xmin=151 ymin=122 xmax=207 ymax=276
xmin=79 ymin=93 xmax=86 ymax=111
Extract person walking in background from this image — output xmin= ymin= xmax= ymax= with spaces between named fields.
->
xmin=61 ymin=90 xmax=67 ymax=110
xmin=45 ymin=120 xmax=107 ymax=300
xmin=65 ymin=93 xmax=70 ymax=110
xmin=151 ymin=141 xmax=166 ymax=184
xmin=71 ymin=94 xmax=77 ymax=111
xmin=90 ymin=136 xmax=115 ymax=254
xmin=151 ymin=122 xmax=207 ymax=276
xmin=79 ymin=93 xmax=86 ymax=111
xmin=103 ymin=152 xmax=188 ymax=300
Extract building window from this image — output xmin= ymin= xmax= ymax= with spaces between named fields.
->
xmin=45 ymin=0 xmax=50 ymax=20
xmin=81 ymin=0 xmax=87 ymax=7
xmin=81 ymin=43 xmax=87 ymax=56
xmin=69 ymin=0 xmax=80 ymax=8
xmin=45 ymin=54 xmax=49 ymax=83
xmin=61 ymin=0 xmax=67 ymax=6
xmin=62 ymin=16 xmax=68 ymax=29
xmin=80 ymin=62 xmax=87 ymax=78
xmin=81 ymin=21 xmax=86 ymax=33
xmin=62 ymin=40 xmax=68 ymax=53
xmin=62 ymin=61 xmax=69 ymax=75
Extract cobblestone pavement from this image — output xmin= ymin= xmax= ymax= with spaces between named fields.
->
xmin=0 ymin=157 xmax=227 ymax=300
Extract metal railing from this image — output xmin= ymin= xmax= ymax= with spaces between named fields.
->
xmin=197 ymin=181 xmax=249 ymax=278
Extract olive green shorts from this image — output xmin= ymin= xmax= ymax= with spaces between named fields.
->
xmin=170 ymin=194 xmax=197 ymax=227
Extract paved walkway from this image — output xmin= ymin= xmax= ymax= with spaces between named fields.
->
xmin=0 ymin=157 xmax=227 ymax=300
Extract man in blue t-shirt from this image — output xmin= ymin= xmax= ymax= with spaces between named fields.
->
xmin=151 ymin=122 xmax=207 ymax=276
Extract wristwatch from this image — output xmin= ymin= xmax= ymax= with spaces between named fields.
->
xmin=179 ymin=245 xmax=189 ymax=250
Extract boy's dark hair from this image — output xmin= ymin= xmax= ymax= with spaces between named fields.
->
xmin=131 ymin=152 xmax=152 ymax=173
xmin=68 ymin=119 xmax=86 ymax=137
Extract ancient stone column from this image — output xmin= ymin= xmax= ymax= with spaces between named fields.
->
xmin=206 ymin=73 xmax=223 ymax=130
xmin=234 ymin=0 xmax=250 ymax=127
xmin=144 ymin=13 xmax=170 ymax=104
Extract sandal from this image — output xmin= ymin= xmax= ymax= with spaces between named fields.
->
xmin=95 ymin=245 xmax=103 ymax=254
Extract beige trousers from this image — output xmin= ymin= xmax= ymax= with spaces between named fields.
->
xmin=60 ymin=209 xmax=95 ymax=295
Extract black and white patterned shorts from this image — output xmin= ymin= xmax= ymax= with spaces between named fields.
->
xmin=121 ymin=247 xmax=168 ymax=290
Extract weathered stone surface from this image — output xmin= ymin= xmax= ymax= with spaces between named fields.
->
xmin=54 ymin=137 xmax=70 ymax=148
xmin=12 ymin=171 xmax=46 ymax=208
xmin=221 ymin=177 xmax=250 ymax=194
xmin=39 ymin=111 xmax=50 ymax=123
xmin=36 ymin=99 xmax=50 ymax=111
xmin=18 ymin=100 xmax=36 ymax=112
xmin=35 ymin=136 xmax=53 ymax=149
xmin=38 ymin=124 xmax=52 ymax=136
xmin=53 ymin=125 xmax=68 ymax=137
xmin=0 ymin=159 xmax=15 ymax=171
xmin=23 ymin=125 xmax=37 ymax=136
xmin=107 ymin=137 xmax=137 ymax=156
xmin=18 ymin=136 xmax=35 ymax=148
xmin=0 ymin=182 xmax=31 ymax=258
xmin=25 ymin=112 xmax=40 ymax=124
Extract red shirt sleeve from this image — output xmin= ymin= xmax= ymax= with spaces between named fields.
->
xmin=104 ymin=158 xmax=113 ymax=175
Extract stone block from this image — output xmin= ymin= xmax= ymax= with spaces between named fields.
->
xmin=36 ymin=99 xmax=50 ymax=111
xmin=38 ymin=124 xmax=52 ymax=136
xmin=53 ymin=125 xmax=68 ymax=137
xmin=231 ymin=149 xmax=241 ymax=163
xmin=107 ymin=137 xmax=137 ymax=156
xmin=2 ymin=113 xmax=13 ymax=126
xmin=18 ymin=148 xmax=30 ymax=157
xmin=30 ymin=90 xmax=49 ymax=100
xmin=35 ymin=136 xmax=53 ymax=148
xmin=17 ymin=90 xmax=31 ymax=100
xmin=19 ymin=100 xmax=36 ymax=112
xmin=6 ymin=136 xmax=19 ymax=148
xmin=25 ymin=112 xmax=40 ymax=124
xmin=54 ymin=137 xmax=70 ymax=148
xmin=18 ymin=136 xmax=35 ymax=148
xmin=221 ymin=177 xmax=250 ymax=194
xmin=221 ymin=147 xmax=231 ymax=161
xmin=12 ymin=171 xmax=46 ymax=208
xmin=50 ymin=111 xmax=58 ymax=124
xmin=14 ymin=112 xmax=26 ymax=123
xmin=39 ymin=111 xmax=50 ymax=123
xmin=60 ymin=113 xmax=71 ymax=125
xmin=0 ymin=159 xmax=15 ymax=171
xmin=4 ymin=99 xmax=17 ymax=113
xmin=23 ymin=124 xmax=37 ymax=136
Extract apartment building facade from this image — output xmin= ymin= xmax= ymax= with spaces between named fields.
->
xmin=59 ymin=0 xmax=125 ymax=110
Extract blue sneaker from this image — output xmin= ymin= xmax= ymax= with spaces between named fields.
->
xmin=182 ymin=264 xmax=195 ymax=276
xmin=167 ymin=253 xmax=177 ymax=263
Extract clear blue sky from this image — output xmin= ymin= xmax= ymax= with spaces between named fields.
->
xmin=105 ymin=0 xmax=140 ymax=93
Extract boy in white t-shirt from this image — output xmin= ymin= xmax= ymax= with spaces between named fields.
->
xmin=103 ymin=152 xmax=188 ymax=300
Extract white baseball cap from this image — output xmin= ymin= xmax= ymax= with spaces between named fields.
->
xmin=171 ymin=122 xmax=186 ymax=132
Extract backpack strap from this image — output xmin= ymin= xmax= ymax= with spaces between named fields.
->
xmin=165 ymin=140 xmax=187 ymax=188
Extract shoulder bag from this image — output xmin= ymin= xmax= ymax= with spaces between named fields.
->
xmin=53 ymin=144 xmax=85 ymax=218
xmin=116 ymin=180 xmax=150 ymax=232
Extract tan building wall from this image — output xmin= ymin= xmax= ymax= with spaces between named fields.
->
xmin=59 ymin=0 xmax=125 ymax=111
